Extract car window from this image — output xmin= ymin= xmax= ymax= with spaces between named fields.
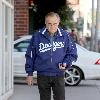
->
xmin=14 ymin=48 xmax=18 ymax=52
xmin=14 ymin=39 xmax=30 ymax=52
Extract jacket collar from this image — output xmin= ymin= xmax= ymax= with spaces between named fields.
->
xmin=41 ymin=27 xmax=63 ymax=37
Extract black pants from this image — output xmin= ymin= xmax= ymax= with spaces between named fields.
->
xmin=37 ymin=74 xmax=65 ymax=100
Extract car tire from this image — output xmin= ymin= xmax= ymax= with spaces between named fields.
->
xmin=64 ymin=66 xmax=82 ymax=86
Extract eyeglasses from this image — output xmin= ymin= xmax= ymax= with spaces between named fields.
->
xmin=47 ymin=23 xmax=58 ymax=27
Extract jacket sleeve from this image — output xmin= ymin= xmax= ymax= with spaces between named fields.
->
xmin=25 ymin=35 xmax=36 ymax=76
xmin=63 ymin=33 xmax=78 ymax=67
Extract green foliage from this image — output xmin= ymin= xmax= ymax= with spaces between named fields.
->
xmin=29 ymin=2 xmax=75 ymax=32
xmin=57 ymin=5 xmax=74 ymax=29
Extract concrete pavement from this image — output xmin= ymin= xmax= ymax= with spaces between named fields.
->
xmin=8 ymin=80 xmax=100 ymax=100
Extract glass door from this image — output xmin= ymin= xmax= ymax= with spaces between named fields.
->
xmin=0 ymin=0 xmax=14 ymax=99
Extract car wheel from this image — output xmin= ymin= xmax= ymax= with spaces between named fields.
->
xmin=64 ymin=66 xmax=82 ymax=86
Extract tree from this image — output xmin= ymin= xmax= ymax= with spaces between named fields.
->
xmin=29 ymin=1 xmax=75 ymax=32
xmin=57 ymin=5 xmax=74 ymax=29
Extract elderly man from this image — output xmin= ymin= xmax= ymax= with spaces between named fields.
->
xmin=25 ymin=12 xmax=77 ymax=100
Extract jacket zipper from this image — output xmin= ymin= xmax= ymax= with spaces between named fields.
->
xmin=50 ymin=36 xmax=53 ymax=63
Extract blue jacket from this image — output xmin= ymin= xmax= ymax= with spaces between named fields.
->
xmin=25 ymin=27 xmax=78 ymax=76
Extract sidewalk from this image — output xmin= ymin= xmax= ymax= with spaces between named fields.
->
xmin=8 ymin=80 xmax=100 ymax=100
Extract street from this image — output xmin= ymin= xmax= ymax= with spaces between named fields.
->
xmin=8 ymin=80 xmax=100 ymax=100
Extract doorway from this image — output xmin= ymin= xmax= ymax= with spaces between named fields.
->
xmin=0 ymin=0 xmax=14 ymax=99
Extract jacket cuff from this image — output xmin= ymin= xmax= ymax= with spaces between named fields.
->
xmin=27 ymin=72 xmax=33 ymax=76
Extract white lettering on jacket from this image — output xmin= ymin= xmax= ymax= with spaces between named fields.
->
xmin=39 ymin=42 xmax=64 ymax=53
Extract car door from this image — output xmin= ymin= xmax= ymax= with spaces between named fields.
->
xmin=13 ymin=39 xmax=30 ymax=77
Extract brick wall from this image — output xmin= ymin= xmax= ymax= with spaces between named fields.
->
xmin=14 ymin=0 xmax=29 ymax=38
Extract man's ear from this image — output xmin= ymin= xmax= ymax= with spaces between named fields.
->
xmin=58 ymin=19 xmax=60 ymax=23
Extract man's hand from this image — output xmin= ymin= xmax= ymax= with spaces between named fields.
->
xmin=59 ymin=63 xmax=66 ymax=70
xmin=26 ymin=76 xmax=33 ymax=86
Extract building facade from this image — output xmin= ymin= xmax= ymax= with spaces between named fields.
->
xmin=14 ymin=0 xmax=89 ymax=38
xmin=14 ymin=0 xmax=29 ymax=38
xmin=0 ymin=0 xmax=14 ymax=99
xmin=14 ymin=0 xmax=80 ymax=38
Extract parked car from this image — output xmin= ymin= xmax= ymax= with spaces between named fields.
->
xmin=13 ymin=35 xmax=100 ymax=86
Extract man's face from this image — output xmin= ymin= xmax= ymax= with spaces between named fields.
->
xmin=45 ymin=16 xmax=60 ymax=34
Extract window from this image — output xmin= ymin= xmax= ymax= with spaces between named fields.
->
xmin=1 ymin=0 xmax=14 ymax=95
xmin=14 ymin=39 xmax=30 ymax=52
xmin=6 ymin=0 xmax=13 ymax=5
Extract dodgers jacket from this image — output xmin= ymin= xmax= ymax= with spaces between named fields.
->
xmin=25 ymin=27 xmax=78 ymax=76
